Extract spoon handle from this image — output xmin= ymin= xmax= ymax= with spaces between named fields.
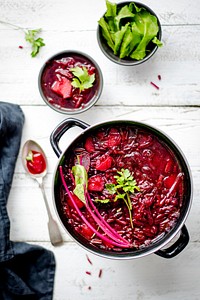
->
xmin=38 ymin=180 xmax=63 ymax=246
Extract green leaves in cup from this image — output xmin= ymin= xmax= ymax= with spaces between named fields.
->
xmin=98 ymin=0 xmax=162 ymax=60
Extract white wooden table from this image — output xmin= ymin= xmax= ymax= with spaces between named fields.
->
xmin=0 ymin=0 xmax=200 ymax=299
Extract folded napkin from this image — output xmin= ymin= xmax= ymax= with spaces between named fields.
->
xmin=0 ymin=102 xmax=56 ymax=299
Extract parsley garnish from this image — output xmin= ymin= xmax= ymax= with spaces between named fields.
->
xmin=25 ymin=28 xmax=45 ymax=57
xmin=70 ymin=66 xmax=95 ymax=92
xmin=106 ymin=168 xmax=140 ymax=228
xmin=26 ymin=150 xmax=33 ymax=162
xmin=0 ymin=21 xmax=45 ymax=57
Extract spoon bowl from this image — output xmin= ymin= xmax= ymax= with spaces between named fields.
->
xmin=22 ymin=139 xmax=63 ymax=246
xmin=22 ymin=140 xmax=47 ymax=178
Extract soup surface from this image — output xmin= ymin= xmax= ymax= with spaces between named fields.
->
xmin=59 ymin=125 xmax=184 ymax=251
xmin=41 ymin=54 xmax=98 ymax=110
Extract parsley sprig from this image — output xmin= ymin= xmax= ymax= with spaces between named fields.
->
xmin=106 ymin=168 xmax=140 ymax=228
xmin=70 ymin=66 xmax=95 ymax=92
xmin=25 ymin=28 xmax=45 ymax=57
xmin=0 ymin=20 xmax=45 ymax=57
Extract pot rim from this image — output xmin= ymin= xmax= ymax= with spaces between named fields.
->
xmin=51 ymin=118 xmax=193 ymax=259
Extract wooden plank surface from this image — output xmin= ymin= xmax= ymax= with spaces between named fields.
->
xmin=1 ymin=0 xmax=200 ymax=299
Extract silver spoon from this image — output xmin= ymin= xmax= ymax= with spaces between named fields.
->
xmin=22 ymin=140 xmax=63 ymax=246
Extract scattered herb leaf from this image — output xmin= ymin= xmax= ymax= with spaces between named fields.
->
xmin=70 ymin=66 xmax=95 ymax=92
xmin=25 ymin=29 xmax=45 ymax=57
xmin=0 ymin=21 xmax=45 ymax=57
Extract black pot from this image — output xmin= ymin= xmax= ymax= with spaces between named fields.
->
xmin=50 ymin=118 xmax=192 ymax=259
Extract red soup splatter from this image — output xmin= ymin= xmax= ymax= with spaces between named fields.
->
xmin=59 ymin=125 xmax=185 ymax=252
xmin=26 ymin=150 xmax=46 ymax=175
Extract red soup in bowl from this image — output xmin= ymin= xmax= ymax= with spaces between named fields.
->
xmin=51 ymin=119 xmax=192 ymax=259
xmin=39 ymin=51 xmax=103 ymax=114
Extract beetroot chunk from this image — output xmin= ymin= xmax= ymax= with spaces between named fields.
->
xmin=108 ymin=128 xmax=121 ymax=147
xmin=96 ymin=155 xmax=112 ymax=171
xmin=85 ymin=137 xmax=95 ymax=153
xmin=88 ymin=175 xmax=104 ymax=191
xmin=51 ymin=76 xmax=72 ymax=98
xmin=67 ymin=194 xmax=84 ymax=209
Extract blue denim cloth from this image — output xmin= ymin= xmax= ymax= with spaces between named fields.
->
xmin=0 ymin=102 xmax=56 ymax=299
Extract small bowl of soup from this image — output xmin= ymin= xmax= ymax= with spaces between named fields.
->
xmin=38 ymin=51 xmax=103 ymax=114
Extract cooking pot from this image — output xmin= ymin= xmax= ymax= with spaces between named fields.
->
xmin=50 ymin=118 xmax=192 ymax=259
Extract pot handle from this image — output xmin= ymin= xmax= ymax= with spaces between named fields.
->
xmin=155 ymin=225 xmax=189 ymax=259
xmin=50 ymin=118 xmax=90 ymax=157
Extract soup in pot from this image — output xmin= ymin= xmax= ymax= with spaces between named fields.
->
xmin=59 ymin=125 xmax=184 ymax=251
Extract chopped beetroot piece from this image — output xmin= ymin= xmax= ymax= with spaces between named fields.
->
xmin=108 ymin=128 xmax=121 ymax=147
xmin=86 ymin=254 xmax=93 ymax=265
xmin=51 ymin=76 xmax=72 ymax=98
xmin=137 ymin=133 xmax=153 ymax=149
xmin=67 ymin=194 xmax=84 ymax=209
xmin=98 ymin=269 xmax=103 ymax=278
xmin=96 ymin=155 xmax=112 ymax=171
xmin=79 ymin=224 xmax=94 ymax=239
xmin=96 ymin=130 xmax=106 ymax=140
xmin=18 ymin=45 xmax=23 ymax=49
xmin=88 ymin=175 xmax=104 ymax=191
xmin=88 ymin=66 xmax=96 ymax=75
xmin=72 ymin=94 xmax=84 ymax=108
xmin=80 ymin=152 xmax=90 ymax=172
xmin=165 ymin=159 xmax=172 ymax=173
xmin=85 ymin=271 xmax=91 ymax=275
xmin=163 ymin=174 xmax=177 ymax=189
xmin=85 ymin=137 xmax=95 ymax=153
xmin=157 ymin=174 xmax=164 ymax=188
xmin=167 ymin=173 xmax=184 ymax=196
xmin=150 ymin=81 xmax=159 ymax=90
xmin=158 ymin=74 xmax=161 ymax=80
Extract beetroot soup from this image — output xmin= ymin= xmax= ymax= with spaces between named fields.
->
xmin=40 ymin=54 xmax=100 ymax=110
xmin=26 ymin=150 xmax=46 ymax=175
xmin=59 ymin=125 xmax=184 ymax=251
